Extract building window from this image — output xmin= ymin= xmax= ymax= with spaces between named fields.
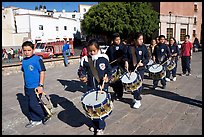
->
xmin=39 ymin=25 xmax=43 ymax=30
xmin=167 ymin=28 xmax=173 ymax=40
xmin=193 ymin=30 xmax=196 ymax=37
xmin=56 ymin=26 xmax=59 ymax=31
xmin=180 ymin=29 xmax=186 ymax=41
xmin=64 ymin=26 xmax=67 ymax=30
xmin=194 ymin=4 xmax=198 ymax=12
xmin=194 ymin=17 xmax=197 ymax=25
xmin=72 ymin=14 xmax=75 ymax=18
xmin=84 ymin=8 xmax=86 ymax=12
xmin=74 ymin=27 xmax=76 ymax=31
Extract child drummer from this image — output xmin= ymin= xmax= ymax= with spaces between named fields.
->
xmin=126 ymin=32 xmax=149 ymax=109
xmin=78 ymin=39 xmax=112 ymax=135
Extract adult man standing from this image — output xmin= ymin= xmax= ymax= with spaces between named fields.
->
xmin=62 ymin=40 xmax=70 ymax=67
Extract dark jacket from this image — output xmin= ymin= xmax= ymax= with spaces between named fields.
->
xmin=126 ymin=44 xmax=149 ymax=71
xmin=105 ymin=43 xmax=128 ymax=68
xmin=78 ymin=53 xmax=112 ymax=90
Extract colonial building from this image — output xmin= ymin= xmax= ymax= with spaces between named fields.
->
xmin=2 ymin=4 xmax=93 ymax=49
xmin=151 ymin=2 xmax=202 ymax=44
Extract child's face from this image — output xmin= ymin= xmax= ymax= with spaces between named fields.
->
xmin=22 ymin=46 xmax=34 ymax=57
xmin=88 ymin=44 xmax=99 ymax=56
xmin=137 ymin=35 xmax=143 ymax=46
xmin=113 ymin=37 xmax=121 ymax=45
xmin=159 ymin=37 xmax=165 ymax=44
xmin=185 ymin=37 xmax=189 ymax=42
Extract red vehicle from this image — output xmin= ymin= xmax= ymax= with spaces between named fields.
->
xmin=34 ymin=40 xmax=65 ymax=59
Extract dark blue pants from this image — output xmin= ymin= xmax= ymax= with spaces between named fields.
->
xmin=153 ymin=64 xmax=166 ymax=87
xmin=110 ymin=80 xmax=124 ymax=98
xmin=24 ymin=87 xmax=45 ymax=121
xmin=166 ymin=60 xmax=178 ymax=78
xmin=133 ymin=69 xmax=145 ymax=100
xmin=92 ymin=118 xmax=106 ymax=130
xmin=181 ymin=56 xmax=191 ymax=74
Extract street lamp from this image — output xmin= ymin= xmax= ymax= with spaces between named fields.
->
xmin=169 ymin=11 xmax=172 ymax=29
xmin=169 ymin=11 xmax=172 ymax=39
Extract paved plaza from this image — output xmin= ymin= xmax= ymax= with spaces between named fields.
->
xmin=2 ymin=51 xmax=202 ymax=135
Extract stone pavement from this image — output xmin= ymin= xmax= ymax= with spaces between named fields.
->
xmin=2 ymin=51 xmax=202 ymax=135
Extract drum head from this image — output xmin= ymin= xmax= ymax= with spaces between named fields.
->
xmin=81 ymin=90 xmax=107 ymax=107
xmin=147 ymin=59 xmax=154 ymax=66
xmin=121 ymin=72 xmax=137 ymax=83
xmin=148 ymin=64 xmax=163 ymax=73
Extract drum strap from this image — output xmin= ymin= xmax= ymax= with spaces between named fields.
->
xmin=88 ymin=57 xmax=100 ymax=83
xmin=131 ymin=46 xmax=137 ymax=67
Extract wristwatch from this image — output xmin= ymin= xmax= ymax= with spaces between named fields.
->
xmin=39 ymin=84 xmax=44 ymax=88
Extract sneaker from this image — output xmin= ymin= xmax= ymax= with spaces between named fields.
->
xmin=133 ymin=100 xmax=141 ymax=109
xmin=96 ymin=129 xmax=104 ymax=135
xmin=25 ymin=120 xmax=42 ymax=128
xmin=186 ymin=73 xmax=191 ymax=76
xmin=172 ymin=77 xmax=177 ymax=81
xmin=181 ymin=73 xmax=186 ymax=76
xmin=165 ymin=78 xmax=170 ymax=82
xmin=89 ymin=127 xmax=95 ymax=132
xmin=152 ymin=85 xmax=158 ymax=90
xmin=115 ymin=97 xmax=122 ymax=101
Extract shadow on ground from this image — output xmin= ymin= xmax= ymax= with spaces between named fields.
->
xmin=49 ymin=94 xmax=92 ymax=128
xmin=57 ymin=79 xmax=87 ymax=93
xmin=142 ymin=83 xmax=202 ymax=108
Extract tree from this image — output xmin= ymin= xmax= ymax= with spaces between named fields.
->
xmin=81 ymin=2 xmax=159 ymax=41
xmin=35 ymin=6 xmax=38 ymax=10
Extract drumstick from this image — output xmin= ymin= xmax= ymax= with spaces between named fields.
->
xmin=96 ymin=74 xmax=107 ymax=101
xmin=133 ymin=60 xmax=142 ymax=73
xmin=157 ymin=53 xmax=177 ymax=68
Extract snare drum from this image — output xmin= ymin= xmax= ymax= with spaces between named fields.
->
xmin=121 ymin=71 xmax=142 ymax=93
xmin=166 ymin=60 xmax=176 ymax=71
xmin=81 ymin=89 xmax=113 ymax=120
xmin=148 ymin=64 xmax=166 ymax=80
xmin=109 ymin=66 xmax=122 ymax=84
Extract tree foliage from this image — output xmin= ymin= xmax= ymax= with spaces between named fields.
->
xmin=81 ymin=2 xmax=159 ymax=40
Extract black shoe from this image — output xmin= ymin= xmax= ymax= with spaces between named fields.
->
xmin=116 ymin=97 xmax=123 ymax=101
xmin=162 ymin=85 xmax=166 ymax=89
xmin=152 ymin=85 xmax=157 ymax=90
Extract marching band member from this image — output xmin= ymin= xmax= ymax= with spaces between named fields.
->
xmin=152 ymin=35 xmax=171 ymax=89
xmin=78 ymin=39 xmax=112 ymax=135
xmin=165 ymin=37 xmax=180 ymax=81
xmin=105 ymin=33 xmax=128 ymax=100
xmin=126 ymin=32 xmax=149 ymax=109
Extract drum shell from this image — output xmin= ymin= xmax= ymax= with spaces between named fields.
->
xmin=121 ymin=71 xmax=142 ymax=93
xmin=148 ymin=64 xmax=166 ymax=80
xmin=109 ymin=66 xmax=122 ymax=84
xmin=81 ymin=89 xmax=113 ymax=120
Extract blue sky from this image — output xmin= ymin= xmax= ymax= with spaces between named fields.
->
xmin=2 ymin=2 xmax=99 ymax=12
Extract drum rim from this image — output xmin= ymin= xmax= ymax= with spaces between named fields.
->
xmin=81 ymin=89 xmax=111 ymax=108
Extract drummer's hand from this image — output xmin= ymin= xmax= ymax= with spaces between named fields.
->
xmin=138 ymin=62 xmax=143 ymax=67
xmin=103 ymin=77 xmax=109 ymax=83
xmin=79 ymin=76 xmax=87 ymax=83
xmin=125 ymin=61 xmax=129 ymax=71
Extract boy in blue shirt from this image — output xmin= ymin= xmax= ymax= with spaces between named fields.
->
xmin=21 ymin=41 xmax=48 ymax=128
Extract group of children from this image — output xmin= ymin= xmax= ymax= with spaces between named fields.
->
xmin=20 ymin=33 xmax=193 ymax=135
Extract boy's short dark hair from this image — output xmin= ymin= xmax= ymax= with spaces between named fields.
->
xmin=159 ymin=35 xmax=165 ymax=40
xmin=112 ymin=33 xmax=120 ymax=40
xmin=185 ymin=35 xmax=190 ymax=39
xmin=22 ymin=41 xmax=34 ymax=49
